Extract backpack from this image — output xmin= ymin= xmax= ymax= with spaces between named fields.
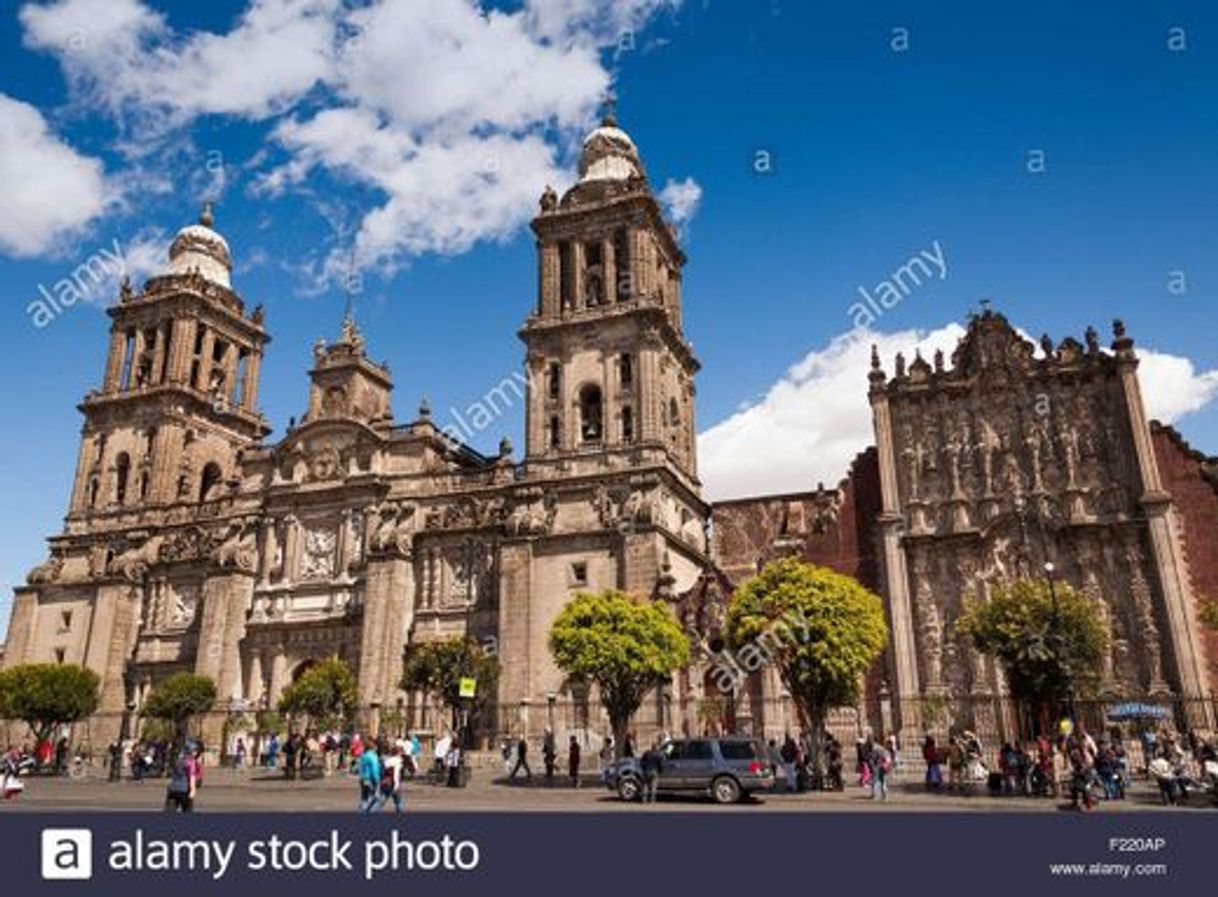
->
xmin=380 ymin=759 xmax=396 ymax=793
xmin=167 ymin=754 xmax=192 ymax=795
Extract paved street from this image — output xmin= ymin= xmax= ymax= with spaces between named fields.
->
xmin=4 ymin=766 xmax=1213 ymax=813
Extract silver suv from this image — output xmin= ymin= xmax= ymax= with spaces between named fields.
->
xmin=607 ymin=737 xmax=773 ymax=804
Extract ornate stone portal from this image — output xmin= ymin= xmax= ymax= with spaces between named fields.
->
xmin=869 ymin=310 xmax=1213 ymax=732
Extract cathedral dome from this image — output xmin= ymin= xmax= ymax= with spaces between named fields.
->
xmin=167 ymin=202 xmax=232 ymax=288
xmin=578 ymin=113 xmax=644 ymax=184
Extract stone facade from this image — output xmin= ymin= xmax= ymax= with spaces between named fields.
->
xmin=2 ymin=116 xmax=711 ymax=750
xmin=713 ymin=311 xmax=1217 ymax=738
xmin=5 ymin=119 xmax=1215 ymax=750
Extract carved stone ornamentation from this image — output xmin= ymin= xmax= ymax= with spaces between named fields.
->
xmin=214 ymin=519 xmax=258 ymax=572
xmin=27 ymin=553 xmax=64 ymax=585
xmin=309 ymin=443 xmax=343 ymax=481
xmin=300 ymin=526 xmax=337 ymax=580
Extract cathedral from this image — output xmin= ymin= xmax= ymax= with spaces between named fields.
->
xmin=3 ymin=111 xmax=1217 ymax=752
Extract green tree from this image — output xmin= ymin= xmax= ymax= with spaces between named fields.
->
xmin=277 ymin=657 xmax=358 ymax=730
xmin=725 ymin=558 xmax=887 ymax=778
xmin=549 ymin=590 xmax=690 ymax=757
xmin=141 ymin=672 xmax=217 ymax=746
xmin=0 ymin=663 xmax=100 ymax=747
xmin=956 ymin=577 xmax=1109 ymax=725
xmin=400 ymin=637 xmax=499 ymax=740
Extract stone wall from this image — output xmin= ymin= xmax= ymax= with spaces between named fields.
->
xmin=1153 ymin=422 xmax=1218 ymax=694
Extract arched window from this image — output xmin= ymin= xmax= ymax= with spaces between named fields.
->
xmin=199 ymin=462 xmax=223 ymax=502
xmin=621 ymin=406 xmax=635 ymax=443
xmin=88 ymin=477 xmax=100 ymax=508
xmin=579 ymin=384 xmax=603 ymax=443
xmin=668 ymin=397 xmax=680 ymax=428
xmin=114 ymin=453 xmax=131 ymax=505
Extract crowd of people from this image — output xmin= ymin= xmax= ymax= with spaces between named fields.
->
xmin=8 ymin=715 xmax=1218 ymax=811
xmin=916 ymin=722 xmax=1218 ymax=810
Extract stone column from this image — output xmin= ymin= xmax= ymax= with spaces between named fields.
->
xmin=146 ymin=426 xmax=176 ymax=504
xmin=602 ymin=237 xmax=616 ymax=305
xmin=197 ymin=327 xmax=215 ymax=391
xmin=639 ymin=347 xmax=661 ymax=443
xmin=104 ymin=329 xmax=127 ymax=393
xmin=260 ymin=517 xmax=279 ymax=584
xmin=224 ymin=342 xmax=241 ymax=404
xmin=497 ymin=543 xmax=535 ymax=712
xmin=246 ymin=651 xmax=264 ymax=706
xmin=241 ymin=350 xmax=262 ymax=411
xmin=540 ymin=243 xmax=560 ymax=317
xmin=870 ymin=387 xmax=920 ymax=733
xmin=150 ymin=323 xmax=168 ymax=384
xmin=282 ymin=515 xmax=300 ymax=585
xmin=269 ymin=647 xmax=289 ymax=704
xmin=83 ymin=583 xmax=141 ymax=752
xmin=1115 ymin=349 xmax=1211 ymax=721
xmin=69 ymin=434 xmax=95 ymax=512
xmin=571 ymin=242 xmax=586 ymax=310
xmin=169 ymin=318 xmax=197 ymax=385
xmin=359 ymin=553 xmax=414 ymax=717
xmin=130 ymin=328 xmax=147 ymax=387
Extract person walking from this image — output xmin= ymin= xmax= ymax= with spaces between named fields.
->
xmin=377 ymin=742 xmax=405 ymax=813
xmin=164 ymin=742 xmax=200 ymax=813
xmin=266 ymin=733 xmax=280 ymax=770
xmin=542 ymin=728 xmax=557 ymax=785
xmin=598 ymin=735 xmax=615 ymax=784
xmin=922 ymin=734 xmax=941 ymax=790
xmin=780 ymin=734 xmax=799 ymax=793
xmin=445 ymin=741 xmax=463 ymax=788
xmin=107 ymin=740 xmax=122 ymax=782
xmin=868 ymin=737 xmax=891 ymax=801
xmin=283 ymin=732 xmax=299 ymax=781
xmin=357 ymin=740 xmax=382 ymax=813
xmin=509 ymin=734 xmax=532 ymax=783
xmin=640 ymin=740 xmax=663 ymax=804
xmin=568 ymin=735 xmax=582 ymax=788
xmin=234 ymin=736 xmax=247 ymax=771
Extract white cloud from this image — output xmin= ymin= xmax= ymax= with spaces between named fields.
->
xmin=0 ymin=93 xmax=109 ymax=256
xmin=1137 ymin=350 xmax=1218 ymax=423
xmin=699 ymin=325 xmax=965 ymax=501
xmin=698 ymin=323 xmax=1218 ymax=502
xmin=20 ymin=0 xmax=336 ymax=130
xmin=19 ymin=0 xmax=688 ymax=276
xmin=658 ymin=176 xmax=702 ymax=230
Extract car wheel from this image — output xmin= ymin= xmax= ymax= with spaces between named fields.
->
xmin=711 ymin=775 xmax=742 ymax=805
xmin=618 ymin=775 xmax=642 ymax=802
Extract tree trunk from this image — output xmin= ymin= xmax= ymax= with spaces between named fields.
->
xmin=805 ymin=703 xmax=827 ymax=789
xmin=610 ymin=708 xmax=631 ymax=759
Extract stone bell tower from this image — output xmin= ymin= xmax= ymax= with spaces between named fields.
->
xmin=521 ymin=106 xmax=700 ymax=486
xmin=68 ymin=204 xmax=270 ymax=523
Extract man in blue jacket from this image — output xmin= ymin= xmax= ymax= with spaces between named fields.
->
xmin=357 ymin=741 xmax=382 ymax=813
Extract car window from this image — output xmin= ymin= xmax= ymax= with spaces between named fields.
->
xmin=662 ymin=742 xmax=685 ymax=760
xmin=686 ymin=740 xmax=713 ymax=760
xmin=718 ymin=741 xmax=759 ymax=761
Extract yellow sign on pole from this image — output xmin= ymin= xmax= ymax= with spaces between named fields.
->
xmin=459 ymin=678 xmax=477 ymax=699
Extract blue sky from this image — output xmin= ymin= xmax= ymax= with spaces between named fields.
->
xmin=1 ymin=0 xmax=1216 ymax=634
